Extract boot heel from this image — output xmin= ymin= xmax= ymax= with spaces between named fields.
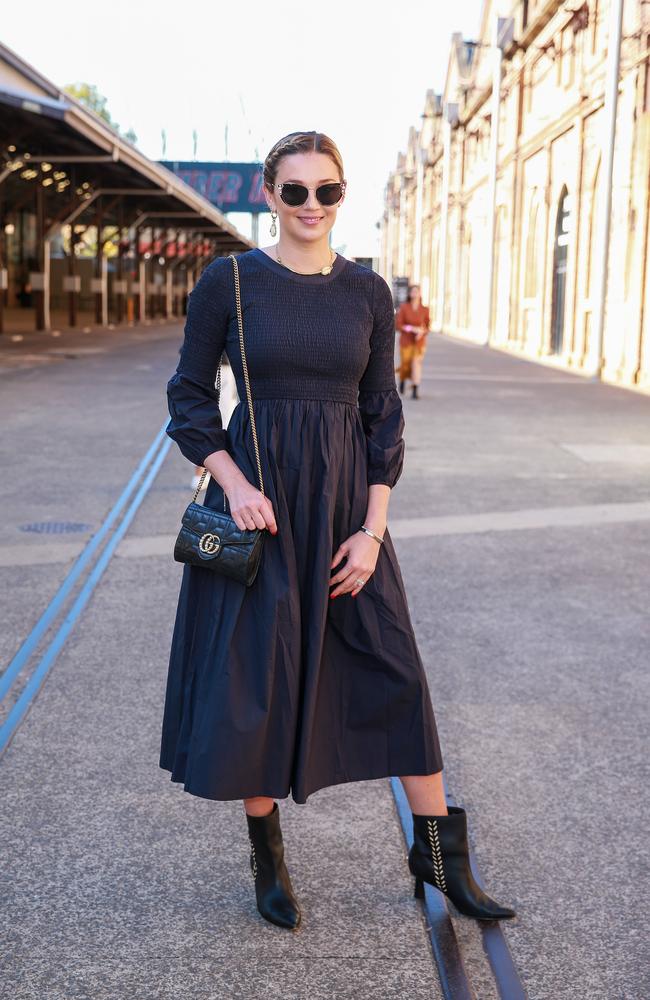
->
xmin=413 ymin=876 xmax=424 ymax=899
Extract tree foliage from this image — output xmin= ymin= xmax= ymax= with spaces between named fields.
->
xmin=63 ymin=83 xmax=138 ymax=145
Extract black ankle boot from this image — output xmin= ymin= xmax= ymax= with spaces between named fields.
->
xmin=411 ymin=384 xmax=419 ymax=399
xmin=408 ymin=806 xmax=515 ymax=920
xmin=246 ymin=802 xmax=301 ymax=930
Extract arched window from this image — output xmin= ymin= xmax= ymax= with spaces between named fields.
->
xmin=551 ymin=185 xmax=571 ymax=354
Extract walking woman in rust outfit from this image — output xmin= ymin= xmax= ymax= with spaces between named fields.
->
xmin=396 ymin=284 xmax=430 ymax=399
xmin=160 ymin=131 xmax=516 ymax=929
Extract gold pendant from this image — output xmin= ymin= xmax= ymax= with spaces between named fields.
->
xmin=321 ymin=264 xmax=333 ymax=275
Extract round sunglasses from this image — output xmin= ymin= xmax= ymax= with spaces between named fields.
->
xmin=272 ymin=180 xmax=347 ymax=207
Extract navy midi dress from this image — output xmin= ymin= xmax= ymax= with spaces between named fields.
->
xmin=159 ymin=247 xmax=444 ymax=804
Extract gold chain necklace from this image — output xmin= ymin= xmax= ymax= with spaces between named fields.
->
xmin=274 ymin=245 xmax=336 ymax=276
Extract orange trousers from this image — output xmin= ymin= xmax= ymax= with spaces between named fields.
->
xmin=397 ymin=336 xmax=428 ymax=384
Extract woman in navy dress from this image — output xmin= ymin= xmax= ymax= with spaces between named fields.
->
xmin=160 ymin=131 xmax=516 ymax=929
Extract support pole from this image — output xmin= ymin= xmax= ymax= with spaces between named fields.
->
xmin=590 ymin=0 xmax=625 ymax=378
xmin=486 ymin=17 xmax=514 ymax=346
xmin=413 ymin=147 xmax=425 ymax=284
xmin=436 ymin=106 xmax=456 ymax=332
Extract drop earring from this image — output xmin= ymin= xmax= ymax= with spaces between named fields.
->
xmin=270 ymin=210 xmax=278 ymax=238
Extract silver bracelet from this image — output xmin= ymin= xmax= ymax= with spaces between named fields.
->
xmin=360 ymin=524 xmax=384 ymax=545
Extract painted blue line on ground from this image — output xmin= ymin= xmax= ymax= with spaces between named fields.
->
xmin=0 ymin=426 xmax=171 ymax=755
xmin=0 ymin=422 xmax=168 ymax=705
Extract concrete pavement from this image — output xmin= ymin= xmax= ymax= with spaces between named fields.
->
xmin=1 ymin=318 xmax=648 ymax=998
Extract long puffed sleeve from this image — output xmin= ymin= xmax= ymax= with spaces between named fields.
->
xmin=357 ymin=274 xmax=405 ymax=488
xmin=166 ymin=256 xmax=233 ymax=467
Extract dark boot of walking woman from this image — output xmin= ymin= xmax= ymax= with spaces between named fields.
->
xmin=408 ymin=806 xmax=516 ymax=919
xmin=246 ymin=802 xmax=302 ymax=929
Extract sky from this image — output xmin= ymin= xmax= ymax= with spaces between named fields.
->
xmin=2 ymin=0 xmax=483 ymax=259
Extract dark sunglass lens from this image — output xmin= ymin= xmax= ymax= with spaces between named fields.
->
xmin=281 ymin=184 xmax=308 ymax=206
xmin=317 ymin=183 xmax=343 ymax=205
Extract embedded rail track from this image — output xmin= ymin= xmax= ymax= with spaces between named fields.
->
xmin=391 ymin=777 xmax=527 ymax=999
xmin=1 ymin=422 xmax=527 ymax=997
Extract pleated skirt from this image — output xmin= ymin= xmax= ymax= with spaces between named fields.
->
xmin=159 ymin=397 xmax=444 ymax=804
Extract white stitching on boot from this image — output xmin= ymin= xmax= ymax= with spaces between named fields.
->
xmin=249 ymin=836 xmax=258 ymax=879
xmin=426 ymin=819 xmax=447 ymax=892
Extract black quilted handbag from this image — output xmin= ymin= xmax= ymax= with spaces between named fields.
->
xmin=173 ymin=253 xmax=266 ymax=587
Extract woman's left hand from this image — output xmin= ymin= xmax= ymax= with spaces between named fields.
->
xmin=329 ymin=530 xmax=382 ymax=599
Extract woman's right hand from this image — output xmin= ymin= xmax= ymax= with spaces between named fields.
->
xmin=203 ymin=450 xmax=278 ymax=534
xmin=224 ymin=476 xmax=278 ymax=534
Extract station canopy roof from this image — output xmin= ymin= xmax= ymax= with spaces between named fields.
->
xmin=0 ymin=41 xmax=253 ymax=253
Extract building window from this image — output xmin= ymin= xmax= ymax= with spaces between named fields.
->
xmin=551 ymin=186 xmax=571 ymax=354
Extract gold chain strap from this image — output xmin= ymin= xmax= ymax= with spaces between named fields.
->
xmin=190 ymin=253 xmax=265 ymax=507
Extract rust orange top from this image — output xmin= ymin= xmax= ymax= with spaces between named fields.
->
xmin=395 ymin=300 xmax=430 ymax=349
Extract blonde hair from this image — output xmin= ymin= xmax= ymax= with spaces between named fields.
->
xmin=262 ymin=131 xmax=344 ymax=191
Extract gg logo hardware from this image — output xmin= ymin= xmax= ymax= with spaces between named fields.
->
xmin=198 ymin=531 xmax=222 ymax=555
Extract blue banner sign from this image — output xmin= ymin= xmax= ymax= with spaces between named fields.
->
xmin=159 ymin=161 xmax=266 ymax=213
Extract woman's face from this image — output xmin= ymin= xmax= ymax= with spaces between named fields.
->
xmin=410 ymin=286 xmax=421 ymax=303
xmin=265 ymin=151 xmax=345 ymax=244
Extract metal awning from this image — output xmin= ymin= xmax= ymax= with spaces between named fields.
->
xmin=0 ymin=83 xmax=69 ymax=120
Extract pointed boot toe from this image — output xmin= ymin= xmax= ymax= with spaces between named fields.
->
xmin=258 ymin=881 xmax=302 ymax=929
